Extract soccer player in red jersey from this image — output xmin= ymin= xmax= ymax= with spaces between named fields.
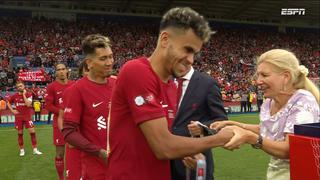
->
xmin=30 ymin=83 xmax=39 ymax=99
xmin=7 ymin=81 xmax=42 ymax=156
xmin=60 ymin=60 xmax=89 ymax=180
xmin=62 ymin=34 xmax=115 ymax=180
xmin=45 ymin=63 xmax=74 ymax=180
xmin=105 ymin=7 xmax=234 ymax=180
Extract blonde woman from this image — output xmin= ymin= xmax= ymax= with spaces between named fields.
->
xmin=211 ymin=49 xmax=320 ymax=180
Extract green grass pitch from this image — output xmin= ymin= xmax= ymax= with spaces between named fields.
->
xmin=0 ymin=113 xmax=269 ymax=180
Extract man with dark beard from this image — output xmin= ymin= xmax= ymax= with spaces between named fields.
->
xmin=105 ymin=7 xmax=233 ymax=180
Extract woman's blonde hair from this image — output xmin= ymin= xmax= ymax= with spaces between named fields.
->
xmin=257 ymin=49 xmax=319 ymax=103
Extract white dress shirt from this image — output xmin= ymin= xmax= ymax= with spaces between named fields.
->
xmin=176 ymin=67 xmax=194 ymax=108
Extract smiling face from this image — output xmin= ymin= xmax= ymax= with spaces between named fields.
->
xmin=87 ymin=47 xmax=114 ymax=78
xmin=256 ymin=62 xmax=289 ymax=98
xmin=163 ymin=28 xmax=203 ymax=78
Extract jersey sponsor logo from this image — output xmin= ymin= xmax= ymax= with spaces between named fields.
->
xmin=134 ymin=93 xmax=156 ymax=106
xmin=57 ymin=91 xmax=62 ymax=95
xmin=58 ymin=98 xmax=63 ymax=104
xmin=92 ymin=102 xmax=103 ymax=108
xmin=134 ymin=96 xmax=145 ymax=106
xmin=64 ymin=107 xmax=72 ymax=113
xmin=16 ymin=102 xmax=26 ymax=107
xmin=56 ymin=139 xmax=59 ymax=143
xmin=145 ymin=94 xmax=154 ymax=103
xmin=97 ymin=116 xmax=106 ymax=130
xmin=160 ymin=101 xmax=168 ymax=108
xmin=168 ymin=109 xmax=175 ymax=119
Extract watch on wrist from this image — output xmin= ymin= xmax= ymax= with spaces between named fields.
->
xmin=251 ymin=134 xmax=263 ymax=149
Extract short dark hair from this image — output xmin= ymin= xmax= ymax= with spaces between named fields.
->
xmin=82 ymin=34 xmax=111 ymax=56
xmin=54 ymin=63 xmax=67 ymax=70
xmin=16 ymin=80 xmax=24 ymax=85
xmin=78 ymin=59 xmax=89 ymax=77
xmin=160 ymin=7 xmax=212 ymax=43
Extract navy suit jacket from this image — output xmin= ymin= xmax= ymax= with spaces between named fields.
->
xmin=170 ymin=71 xmax=227 ymax=180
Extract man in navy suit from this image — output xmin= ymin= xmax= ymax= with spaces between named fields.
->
xmin=171 ymin=66 xmax=228 ymax=180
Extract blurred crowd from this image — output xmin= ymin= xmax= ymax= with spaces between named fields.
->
xmin=0 ymin=17 xmax=319 ymax=102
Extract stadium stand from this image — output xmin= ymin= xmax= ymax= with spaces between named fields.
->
xmin=1 ymin=17 xmax=318 ymax=100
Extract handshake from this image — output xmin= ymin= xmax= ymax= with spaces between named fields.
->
xmin=188 ymin=120 xmax=260 ymax=150
xmin=184 ymin=120 xmax=260 ymax=170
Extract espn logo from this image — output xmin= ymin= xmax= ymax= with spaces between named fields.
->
xmin=281 ymin=8 xmax=305 ymax=15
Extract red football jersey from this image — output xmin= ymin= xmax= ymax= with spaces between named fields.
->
xmin=106 ymin=57 xmax=177 ymax=180
xmin=45 ymin=80 xmax=74 ymax=127
xmin=9 ymin=92 xmax=33 ymax=121
xmin=63 ymin=76 xmax=115 ymax=162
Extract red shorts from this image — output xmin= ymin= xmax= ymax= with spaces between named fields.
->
xmin=82 ymin=153 xmax=106 ymax=180
xmin=53 ymin=126 xmax=65 ymax=146
xmin=65 ymin=145 xmax=82 ymax=180
xmin=15 ymin=119 xmax=34 ymax=130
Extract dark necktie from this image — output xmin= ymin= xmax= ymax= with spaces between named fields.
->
xmin=177 ymin=78 xmax=185 ymax=108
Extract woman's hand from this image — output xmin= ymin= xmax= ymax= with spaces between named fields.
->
xmin=210 ymin=120 xmax=229 ymax=130
xmin=223 ymin=126 xmax=258 ymax=150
